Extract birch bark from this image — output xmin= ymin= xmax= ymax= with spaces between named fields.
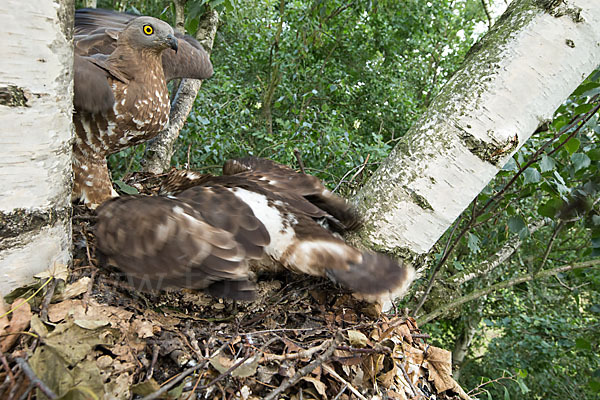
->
xmin=0 ymin=0 xmax=74 ymax=295
xmin=353 ymin=0 xmax=600 ymax=256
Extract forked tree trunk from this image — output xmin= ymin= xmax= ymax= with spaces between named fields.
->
xmin=0 ymin=0 xmax=74 ymax=296
xmin=352 ymin=0 xmax=600 ymax=257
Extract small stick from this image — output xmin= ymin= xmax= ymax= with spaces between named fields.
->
xmin=332 ymin=383 xmax=348 ymax=400
xmin=15 ymin=358 xmax=57 ymax=400
xmin=140 ymin=342 xmax=229 ymax=400
xmin=293 ymin=149 xmax=306 ymax=174
xmin=348 ymin=153 xmax=370 ymax=184
xmin=322 ymin=364 xmax=367 ymax=400
xmin=264 ymin=334 xmax=341 ymax=400
xmin=146 ymin=344 xmax=160 ymax=380
xmin=411 ymin=333 xmax=430 ymax=339
xmin=0 ymin=348 xmax=14 ymax=381
xmin=39 ymin=278 xmax=59 ymax=323
xmin=261 ymin=340 xmax=329 ymax=362
xmin=82 ymin=268 xmax=98 ymax=312
xmin=336 ymin=345 xmax=391 ymax=355
xmin=398 ymin=360 xmax=422 ymax=398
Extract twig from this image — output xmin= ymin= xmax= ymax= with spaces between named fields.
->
xmin=293 ymin=149 xmax=306 ymax=174
xmin=184 ymin=338 xmax=279 ymax=394
xmin=140 ymin=342 xmax=229 ymax=400
xmin=15 ymin=358 xmax=57 ymax=399
xmin=467 ymin=373 xmax=515 ymax=396
xmin=261 ymin=340 xmax=329 ymax=362
xmin=480 ymin=0 xmax=493 ymax=27
xmin=332 ymin=383 xmax=348 ymax=400
xmin=348 ymin=153 xmax=370 ymax=185
xmin=537 ymin=221 xmax=564 ymax=273
xmin=82 ymin=268 xmax=98 ymax=311
xmin=398 ymin=360 xmax=422 ymax=398
xmin=417 ymin=258 xmax=600 ymax=324
xmin=0 ymin=348 xmax=14 ymax=381
xmin=411 ymin=333 xmax=430 ymax=339
xmin=322 ymin=364 xmax=368 ymax=400
xmin=146 ymin=344 xmax=160 ymax=380
xmin=412 ymin=212 xmax=464 ymax=316
xmin=264 ymin=334 xmax=341 ymax=400
xmin=335 ymin=345 xmax=391 ymax=355
xmin=39 ymin=278 xmax=58 ymax=323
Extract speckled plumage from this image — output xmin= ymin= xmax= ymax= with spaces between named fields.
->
xmin=72 ymin=9 xmax=213 ymax=208
xmin=96 ymin=157 xmax=415 ymax=303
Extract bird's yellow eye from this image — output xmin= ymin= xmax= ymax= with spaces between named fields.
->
xmin=143 ymin=25 xmax=153 ymax=35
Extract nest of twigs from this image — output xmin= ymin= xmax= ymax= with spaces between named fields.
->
xmin=0 ymin=172 xmax=472 ymax=400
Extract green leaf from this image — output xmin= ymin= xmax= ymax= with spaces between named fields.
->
xmin=467 ymin=233 xmax=481 ymax=253
xmin=523 ymin=167 xmax=541 ymax=184
xmin=589 ymin=379 xmax=600 ymax=393
xmin=539 ymin=154 xmax=556 ymax=173
xmin=508 ymin=215 xmax=526 ymax=234
xmin=564 ymin=137 xmax=581 ymax=155
xmin=502 ymin=157 xmax=517 ymax=171
xmin=576 ymin=338 xmax=592 ymax=351
xmin=517 ymin=378 xmax=530 ymax=394
xmin=114 ymin=180 xmax=139 ymax=195
xmin=573 ymin=81 xmax=600 ymax=96
xmin=571 ymin=153 xmax=591 ymax=171
xmin=504 ymin=386 xmax=510 ymax=400
xmin=538 ymin=198 xmax=563 ymax=218
xmin=589 ymin=148 xmax=600 ymax=161
xmin=573 ymin=103 xmax=596 ymax=115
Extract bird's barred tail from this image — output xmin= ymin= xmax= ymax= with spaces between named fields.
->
xmin=326 ymin=252 xmax=415 ymax=305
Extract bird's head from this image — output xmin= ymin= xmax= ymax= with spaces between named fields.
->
xmin=121 ymin=16 xmax=178 ymax=53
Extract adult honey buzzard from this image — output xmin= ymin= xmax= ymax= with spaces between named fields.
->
xmin=95 ymin=157 xmax=415 ymax=304
xmin=73 ymin=8 xmax=213 ymax=208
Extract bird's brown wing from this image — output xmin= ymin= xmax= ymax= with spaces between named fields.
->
xmin=95 ymin=195 xmax=259 ymax=300
xmin=73 ymin=54 xmax=115 ymax=114
xmin=176 ymin=185 xmax=271 ymax=259
xmin=223 ymin=157 xmax=362 ymax=232
xmin=74 ymin=8 xmax=213 ymax=81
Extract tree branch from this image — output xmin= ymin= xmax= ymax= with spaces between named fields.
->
xmin=417 ymin=258 xmax=600 ymax=324
xmin=449 ymin=219 xmax=546 ymax=286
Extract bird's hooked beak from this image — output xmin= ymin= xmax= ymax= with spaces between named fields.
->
xmin=166 ymin=34 xmax=178 ymax=52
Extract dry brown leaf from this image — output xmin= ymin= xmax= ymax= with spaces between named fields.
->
xmin=396 ymin=324 xmax=413 ymax=344
xmin=52 ymin=276 xmax=90 ymax=302
xmin=1 ymin=298 xmax=32 ymax=352
xmin=131 ymin=318 xmax=155 ymax=338
xmin=347 ymin=330 xmax=368 ymax=347
xmin=0 ymin=299 xmax=9 ymax=334
xmin=376 ymin=356 xmax=397 ymax=388
xmin=302 ymin=376 xmax=327 ymax=398
xmin=424 ymin=346 xmax=454 ymax=393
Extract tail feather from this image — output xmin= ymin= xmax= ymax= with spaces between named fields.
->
xmin=326 ymin=252 xmax=415 ymax=303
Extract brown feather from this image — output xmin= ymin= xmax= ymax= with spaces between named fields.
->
xmin=95 ymin=196 xmax=257 ymax=299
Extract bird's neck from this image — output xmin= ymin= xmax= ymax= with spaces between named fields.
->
xmin=107 ymin=47 xmax=165 ymax=84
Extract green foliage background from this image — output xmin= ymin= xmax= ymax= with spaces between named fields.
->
xmin=79 ymin=0 xmax=600 ymax=398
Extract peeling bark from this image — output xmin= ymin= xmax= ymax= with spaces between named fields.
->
xmin=142 ymin=9 xmax=219 ymax=174
xmin=0 ymin=0 xmax=74 ymax=295
xmin=352 ymin=0 xmax=600 ymax=257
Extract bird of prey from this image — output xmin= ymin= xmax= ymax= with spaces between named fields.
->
xmin=72 ymin=8 xmax=213 ymax=208
xmin=95 ymin=157 xmax=415 ymax=303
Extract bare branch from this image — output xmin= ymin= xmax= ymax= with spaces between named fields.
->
xmin=417 ymin=258 xmax=600 ymax=325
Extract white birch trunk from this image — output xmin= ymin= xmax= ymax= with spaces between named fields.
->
xmin=353 ymin=0 xmax=600 ymax=256
xmin=0 ymin=0 xmax=73 ymax=296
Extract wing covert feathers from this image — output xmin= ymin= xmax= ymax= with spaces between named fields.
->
xmin=95 ymin=157 xmax=415 ymax=303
